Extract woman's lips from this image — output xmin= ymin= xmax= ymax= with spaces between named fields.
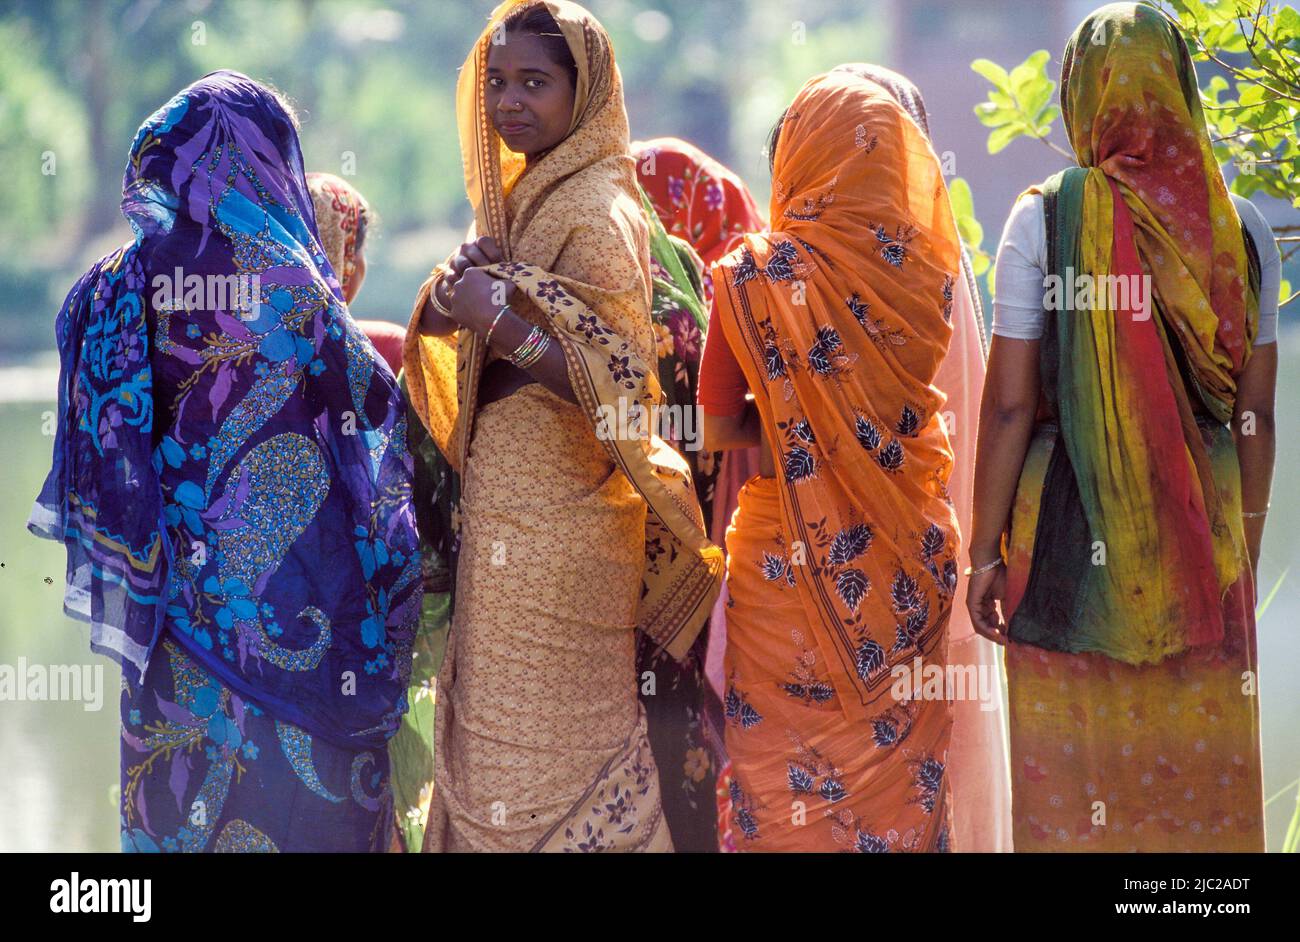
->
xmin=498 ymin=121 xmax=531 ymax=135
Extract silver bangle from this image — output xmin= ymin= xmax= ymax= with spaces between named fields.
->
xmin=484 ymin=305 xmax=509 ymax=347
xmin=1242 ymin=507 xmax=1269 ymax=519
xmin=963 ymin=558 xmax=1004 ymax=577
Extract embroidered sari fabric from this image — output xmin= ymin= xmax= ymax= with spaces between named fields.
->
xmin=710 ymin=70 xmax=962 ymax=851
xmin=121 ymin=638 xmax=394 ymax=852
xmin=404 ymin=0 xmax=718 ymax=851
xmin=29 ymin=70 xmax=422 ymax=749
xmin=1005 ymin=3 xmax=1258 ymax=665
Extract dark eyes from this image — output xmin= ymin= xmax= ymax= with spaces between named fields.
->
xmin=486 ymin=77 xmax=546 ymax=89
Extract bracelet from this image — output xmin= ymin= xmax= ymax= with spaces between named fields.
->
xmin=429 ymin=270 xmax=454 ymax=318
xmin=963 ymin=558 xmax=1003 ymax=577
xmin=484 ymin=305 xmax=509 ymax=347
xmin=1242 ymin=507 xmax=1269 ymax=519
xmin=508 ymin=326 xmax=550 ymax=370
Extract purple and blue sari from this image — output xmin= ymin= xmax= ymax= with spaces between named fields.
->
xmin=29 ymin=71 xmax=423 ymax=851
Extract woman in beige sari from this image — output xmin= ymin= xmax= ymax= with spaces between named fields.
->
xmin=403 ymin=0 xmax=722 ymax=852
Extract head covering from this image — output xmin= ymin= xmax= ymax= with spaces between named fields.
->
xmin=632 ymin=137 xmax=766 ymax=290
xmin=835 ymin=61 xmax=1011 ymax=853
xmin=403 ymin=0 xmax=722 ymax=659
xmin=29 ymin=70 xmax=422 ymax=746
xmin=1004 ymin=3 xmax=1258 ymax=665
xmin=307 ymin=171 xmax=368 ymax=297
xmin=712 ymin=70 xmax=963 ymax=716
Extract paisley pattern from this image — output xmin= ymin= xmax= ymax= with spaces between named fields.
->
xmin=31 ymin=71 xmax=420 ymax=851
xmin=121 ymin=640 xmax=391 ymax=853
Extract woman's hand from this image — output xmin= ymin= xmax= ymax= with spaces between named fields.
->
xmin=966 ymin=562 xmax=1009 ymax=645
xmin=446 ymin=236 xmax=503 ymax=292
xmin=449 ymin=266 xmax=515 ymax=334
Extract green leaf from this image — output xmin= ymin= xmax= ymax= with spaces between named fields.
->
xmin=948 ymin=177 xmax=985 ymax=252
xmin=1255 ymin=566 xmax=1290 ymax=620
xmin=973 ymin=101 xmax=1019 ymax=129
xmin=987 ymin=121 xmax=1030 ymax=154
xmin=970 ymin=58 xmax=1011 ymax=91
xmin=1008 ymin=50 xmax=1052 ymax=102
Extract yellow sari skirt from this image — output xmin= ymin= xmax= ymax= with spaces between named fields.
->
xmin=722 ymin=475 xmax=954 ymax=853
xmin=1004 ymin=429 xmax=1266 ymax=851
xmin=424 ymin=382 xmax=672 ymax=852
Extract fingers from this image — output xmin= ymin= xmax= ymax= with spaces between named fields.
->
xmin=476 ymin=236 xmax=503 ymax=263
xmin=966 ymin=572 xmax=1009 ymax=645
xmin=460 ymin=241 xmax=495 ymax=268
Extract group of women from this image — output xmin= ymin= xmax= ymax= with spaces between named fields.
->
xmin=33 ymin=0 xmax=1278 ymax=853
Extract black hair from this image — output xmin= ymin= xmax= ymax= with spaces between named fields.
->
xmin=502 ymin=3 xmax=578 ymax=89
xmin=766 ymin=108 xmax=788 ymax=176
xmin=354 ymin=208 xmax=369 ymax=256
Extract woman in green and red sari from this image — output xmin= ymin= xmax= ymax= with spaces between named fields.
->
xmin=967 ymin=2 xmax=1278 ymax=851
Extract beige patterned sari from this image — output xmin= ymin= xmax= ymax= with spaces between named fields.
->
xmin=403 ymin=0 xmax=722 ymax=852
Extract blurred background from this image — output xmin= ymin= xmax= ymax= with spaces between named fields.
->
xmin=0 ymin=0 xmax=1295 ymax=852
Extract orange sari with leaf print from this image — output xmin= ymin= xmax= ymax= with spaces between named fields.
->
xmin=710 ymin=71 xmax=961 ymax=852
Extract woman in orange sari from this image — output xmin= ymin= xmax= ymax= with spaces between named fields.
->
xmin=701 ymin=69 xmax=963 ymax=851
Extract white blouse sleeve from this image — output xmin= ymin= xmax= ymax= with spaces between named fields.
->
xmin=1230 ymin=193 xmax=1280 ymax=345
xmin=991 ymin=193 xmax=1048 ymax=341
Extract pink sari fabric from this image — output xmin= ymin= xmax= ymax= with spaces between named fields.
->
xmin=936 ymin=265 xmax=1013 ymax=853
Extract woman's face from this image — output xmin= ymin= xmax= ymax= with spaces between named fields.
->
xmin=485 ymin=32 xmax=575 ymax=161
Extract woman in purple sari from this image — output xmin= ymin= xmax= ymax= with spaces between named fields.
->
xmin=29 ymin=71 xmax=423 ymax=852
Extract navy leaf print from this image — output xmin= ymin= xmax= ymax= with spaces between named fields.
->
xmin=763 ymin=240 xmax=799 ymax=282
xmin=835 ymin=568 xmax=870 ymax=613
xmin=876 ymin=439 xmax=905 ymax=472
xmin=733 ymin=248 xmax=759 ymax=286
xmin=791 ymin=418 xmax=816 ymax=444
xmin=724 ymin=686 xmax=740 ymax=720
xmin=784 ymin=446 xmax=816 ymax=483
xmin=819 ymin=778 xmax=847 ymax=803
xmin=855 ymin=415 xmax=882 ymax=451
xmin=828 ymin=523 xmax=872 ymax=565
xmin=920 ymin=523 xmax=945 ymax=559
xmin=764 ymin=343 xmax=786 ymax=381
xmin=739 ymin=701 xmax=764 ymax=729
xmin=896 ymin=404 xmax=920 ymax=437
xmin=872 ymin=716 xmax=899 ymax=748
xmin=846 ymin=292 xmax=870 ymax=327
xmin=787 ymin=764 xmax=815 ymax=795
xmin=891 ymin=570 xmax=920 ymax=612
xmin=856 ymin=830 xmax=890 ymax=853
xmin=760 ymin=552 xmax=789 ymax=583
xmin=809 ymin=682 xmax=834 ymax=703
xmin=855 ymin=638 xmax=885 ymax=680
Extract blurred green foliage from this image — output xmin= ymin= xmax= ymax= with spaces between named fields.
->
xmin=0 ymin=0 xmax=892 ymax=352
xmin=961 ymin=0 xmax=1299 ymax=301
